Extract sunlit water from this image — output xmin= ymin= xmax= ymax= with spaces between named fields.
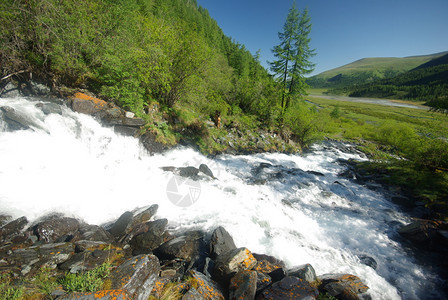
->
xmin=0 ymin=96 xmax=444 ymax=299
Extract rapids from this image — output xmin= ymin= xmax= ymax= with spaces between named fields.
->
xmin=0 ymin=96 xmax=444 ymax=299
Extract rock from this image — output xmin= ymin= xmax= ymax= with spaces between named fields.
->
xmin=29 ymin=81 xmax=51 ymax=96
xmin=257 ymin=276 xmax=318 ymax=300
xmin=107 ymin=117 xmax=145 ymax=127
xmin=70 ymin=92 xmax=109 ymax=115
xmin=125 ymin=111 xmax=135 ymax=119
xmin=391 ymin=195 xmax=415 ymax=208
xmin=126 ymin=205 xmax=159 ymax=235
xmin=60 ymin=243 xmax=125 ymax=273
xmin=199 ymin=164 xmax=216 ymax=179
xmin=178 ymin=166 xmax=200 ymax=178
xmin=357 ymin=255 xmax=377 ymax=270
xmin=33 ymin=217 xmax=79 ymax=243
xmin=36 ymin=102 xmax=62 ymax=115
xmin=256 ymin=271 xmax=272 ymax=294
xmin=155 ymin=231 xmax=205 ymax=261
xmin=118 ymin=205 xmax=161 ymax=244
xmin=287 ymin=264 xmax=317 ymax=283
xmin=114 ymin=125 xmax=139 ymax=137
xmin=0 ymin=216 xmax=28 ymax=242
xmin=130 ymin=219 xmax=168 ymax=253
xmin=253 ymin=253 xmax=286 ymax=283
xmin=110 ymin=254 xmax=160 ymax=300
xmin=229 ymin=270 xmax=257 ymax=300
xmin=319 ymin=274 xmax=369 ymax=297
xmin=7 ymin=242 xmax=75 ymax=275
xmin=140 ymin=132 xmax=169 ymax=155
xmin=0 ymin=106 xmax=36 ymax=131
xmin=188 ymin=270 xmax=225 ymax=300
xmin=398 ymin=219 xmax=442 ymax=245
xmin=78 ymin=224 xmax=114 ymax=243
xmin=108 ymin=211 xmax=133 ymax=239
xmin=214 ymin=247 xmax=257 ymax=281
xmin=0 ymin=215 xmax=12 ymax=227
xmin=0 ymin=82 xmax=21 ymax=97
xmin=105 ymin=107 xmax=122 ymax=118
xmin=57 ymin=289 xmax=132 ymax=299
xmin=210 ymin=226 xmax=237 ymax=259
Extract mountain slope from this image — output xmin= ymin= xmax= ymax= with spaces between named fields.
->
xmin=307 ymin=52 xmax=448 ymax=89
xmin=348 ymin=53 xmax=448 ymax=102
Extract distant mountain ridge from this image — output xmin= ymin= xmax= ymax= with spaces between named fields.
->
xmin=307 ymin=51 xmax=448 ymax=89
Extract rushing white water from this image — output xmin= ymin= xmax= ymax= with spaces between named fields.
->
xmin=0 ymin=96 xmax=443 ymax=299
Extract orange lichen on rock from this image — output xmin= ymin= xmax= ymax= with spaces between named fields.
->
xmin=241 ymin=249 xmax=257 ymax=270
xmin=93 ymin=289 xmax=131 ymax=299
xmin=255 ymin=260 xmax=282 ymax=274
xmin=72 ymin=92 xmax=108 ymax=108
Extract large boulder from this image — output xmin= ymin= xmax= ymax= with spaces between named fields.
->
xmin=187 ymin=270 xmax=225 ymax=300
xmin=140 ymin=132 xmax=169 ymax=155
xmin=110 ymin=254 xmax=160 ymax=300
xmin=155 ymin=231 xmax=205 ymax=261
xmin=0 ymin=106 xmax=44 ymax=131
xmin=229 ymin=270 xmax=257 ymax=300
xmin=253 ymin=253 xmax=286 ymax=283
xmin=398 ymin=219 xmax=445 ymax=245
xmin=318 ymin=274 xmax=369 ymax=298
xmin=209 ymin=226 xmax=237 ymax=259
xmin=287 ymin=264 xmax=317 ymax=283
xmin=32 ymin=217 xmax=79 ymax=243
xmin=257 ymin=276 xmax=318 ymax=300
xmin=77 ymin=224 xmax=114 ymax=243
xmin=108 ymin=211 xmax=134 ymax=239
xmin=70 ymin=92 xmax=109 ymax=115
xmin=130 ymin=219 xmax=168 ymax=254
xmin=0 ymin=216 xmax=29 ymax=243
xmin=214 ymin=247 xmax=257 ymax=282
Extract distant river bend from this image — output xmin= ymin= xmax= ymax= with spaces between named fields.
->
xmin=309 ymin=94 xmax=428 ymax=110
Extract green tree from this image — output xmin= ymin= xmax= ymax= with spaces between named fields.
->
xmin=270 ymin=2 xmax=315 ymax=111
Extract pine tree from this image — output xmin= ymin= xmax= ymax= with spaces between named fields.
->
xmin=270 ymin=2 xmax=315 ymax=111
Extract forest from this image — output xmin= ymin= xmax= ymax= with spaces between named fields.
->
xmin=0 ymin=0 xmax=320 ymax=148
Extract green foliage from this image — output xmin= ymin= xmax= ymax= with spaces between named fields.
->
xmin=60 ymin=262 xmax=111 ymax=293
xmin=32 ymin=267 xmax=60 ymax=295
xmin=283 ymin=100 xmax=323 ymax=147
xmin=0 ymin=273 xmax=24 ymax=300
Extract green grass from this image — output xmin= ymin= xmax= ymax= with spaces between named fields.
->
xmin=60 ymin=262 xmax=112 ymax=293
xmin=0 ymin=273 xmax=24 ymax=300
xmin=313 ymin=53 xmax=446 ymax=79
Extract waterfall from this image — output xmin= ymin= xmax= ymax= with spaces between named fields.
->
xmin=0 ymin=96 xmax=444 ymax=299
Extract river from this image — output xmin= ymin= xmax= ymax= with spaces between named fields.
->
xmin=309 ymin=94 xmax=428 ymax=110
xmin=0 ymin=96 xmax=444 ymax=299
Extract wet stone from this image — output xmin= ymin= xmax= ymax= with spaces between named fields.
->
xmin=257 ymin=276 xmax=318 ymax=300
xmin=110 ymin=254 xmax=160 ymax=300
xmin=210 ymin=226 xmax=237 ymax=259
xmin=229 ymin=270 xmax=257 ymax=300
xmin=287 ymin=263 xmax=317 ymax=283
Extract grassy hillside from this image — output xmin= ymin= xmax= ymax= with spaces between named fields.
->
xmin=307 ymin=52 xmax=448 ymax=89
xmin=348 ymin=53 xmax=448 ymax=106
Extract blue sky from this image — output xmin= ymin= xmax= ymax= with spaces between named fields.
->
xmin=196 ymin=0 xmax=448 ymax=76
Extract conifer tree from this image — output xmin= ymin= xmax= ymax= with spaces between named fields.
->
xmin=270 ymin=2 xmax=315 ymax=111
